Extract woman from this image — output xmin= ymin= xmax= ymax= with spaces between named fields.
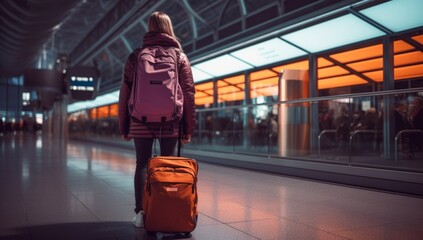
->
xmin=118 ymin=11 xmax=196 ymax=227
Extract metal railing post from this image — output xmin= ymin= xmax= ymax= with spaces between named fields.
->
xmin=349 ymin=130 xmax=378 ymax=165
xmin=394 ymin=129 xmax=423 ymax=161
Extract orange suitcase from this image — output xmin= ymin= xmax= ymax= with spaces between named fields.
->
xmin=143 ymin=155 xmax=198 ymax=235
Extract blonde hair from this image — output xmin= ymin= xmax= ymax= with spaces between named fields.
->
xmin=148 ymin=11 xmax=181 ymax=49
xmin=148 ymin=11 xmax=179 ymax=39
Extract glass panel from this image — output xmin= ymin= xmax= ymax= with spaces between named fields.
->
xmin=393 ymin=94 xmax=423 ymax=163
xmin=217 ymin=75 xmax=245 ymax=104
xmin=318 ymin=66 xmax=350 ymax=79
xmin=250 ymin=78 xmax=278 ymax=99
xmin=412 ymin=35 xmax=423 ymax=44
xmin=233 ymin=105 xmax=276 ymax=155
xmin=394 ymin=40 xmax=414 ymax=53
xmin=395 ymin=64 xmax=423 ymax=80
xmin=347 ymin=58 xmax=383 ymax=73
xmin=89 ymin=108 xmax=97 ymax=119
xmin=230 ymin=38 xmax=306 ymax=67
xmin=330 ymin=45 xmax=383 ymax=62
xmin=318 ymin=75 xmax=367 ymax=89
xmin=195 ymin=109 xmax=234 ymax=152
xmin=281 ymin=14 xmax=385 ymax=53
xmin=192 ymin=66 xmax=214 ymax=82
xmin=195 ymin=81 xmax=214 ymax=107
xmin=67 ymin=90 xmax=120 ymax=113
xmin=318 ymin=43 xmax=383 ymax=93
xmin=317 ymin=58 xmax=333 ymax=68
xmin=97 ymin=105 xmax=109 ymax=119
xmin=363 ymin=70 xmax=384 ymax=82
xmin=360 ymin=0 xmax=423 ymax=32
xmin=109 ymin=104 xmax=118 ymax=117
xmin=250 ymin=69 xmax=279 ymax=101
xmin=193 ymin=54 xmax=253 ymax=77
xmin=317 ymin=97 xmax=379 ymax=164
xmin=188 ymin=89 xmax=423 ymax=171
xmin=394 ymin=51 xmax=423 ymax=67
xmin=272 ymin=60 xmax=309 ymax=73
xmin=394 ymin=34 xmax=423 ymax=87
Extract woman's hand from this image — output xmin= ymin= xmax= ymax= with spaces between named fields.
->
xmin=122 ymin=135 xmax=132 ymax=141
xmin=181 ymin=134 xmax=191 ymax=144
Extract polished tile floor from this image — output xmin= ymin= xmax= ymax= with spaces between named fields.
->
xmin=1 ymin=133 xmax=423 ymax=240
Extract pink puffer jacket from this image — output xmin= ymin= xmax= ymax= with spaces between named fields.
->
xmin=118 ymin=32 xmax=196 ymax=138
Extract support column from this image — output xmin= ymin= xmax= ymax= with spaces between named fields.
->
xmin=52 ymin=96 xmax=68 ymax=141
xmin=383 ymin=36 xmax=394 ymax=160
xmin=278 ymin=69 xmax=310 ymax=157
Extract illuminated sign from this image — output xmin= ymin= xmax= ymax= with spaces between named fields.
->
xmin=67 ymin=66 xmax=100 ymax=100
xmin=69 ymin=76 xmax=95 ymax=91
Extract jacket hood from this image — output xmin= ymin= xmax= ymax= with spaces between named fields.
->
xmin=142 ymin=32 xmax=180 ymax=49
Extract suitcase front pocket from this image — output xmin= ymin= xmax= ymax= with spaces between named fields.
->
xmin=144 ymin=168 xmax=197 ymax=232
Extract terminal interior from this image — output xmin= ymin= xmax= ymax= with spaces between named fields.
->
xmin=1 ymin=0 xmax=423 ymax=239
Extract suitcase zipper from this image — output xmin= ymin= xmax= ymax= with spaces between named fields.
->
xmin=147 ymin=168 xmax=196 ymax=195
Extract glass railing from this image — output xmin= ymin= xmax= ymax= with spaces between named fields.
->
xmin=67 ymin=87 xmax=423 ymax=173
xmin=188 ymin=88 xmax=423 ymax=173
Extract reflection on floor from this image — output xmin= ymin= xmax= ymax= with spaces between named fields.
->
xmin=1 ymin=133 xmax=423 ymax=240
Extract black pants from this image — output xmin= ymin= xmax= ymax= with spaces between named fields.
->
xmin=133 ymin=137 xmax=178 ymax=214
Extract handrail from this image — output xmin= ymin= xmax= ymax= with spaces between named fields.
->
xmin=349 ymin=130 xmax=378 ymax=165
xmin=394 ymin=129 xmax=423 ymax=161
xmin=318 ymin=129 xmax=337 ymax=155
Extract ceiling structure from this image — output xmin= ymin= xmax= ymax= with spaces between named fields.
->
xmin=2 ymin=0 xmax=422 ymax=112
xmin=0 ymin=0 xmax=360 ymax=89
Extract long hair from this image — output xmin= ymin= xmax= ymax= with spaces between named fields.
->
xmin=148 ymin=11 xmax=181 ymax=48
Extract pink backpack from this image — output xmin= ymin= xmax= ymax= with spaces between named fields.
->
xmin=128 ymin=46 xmax=183 ymax=125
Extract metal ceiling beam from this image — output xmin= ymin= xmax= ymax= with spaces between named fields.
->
xmin=0 ymin=0 xmax=79 ymax=77
xmin=324 ymin=56 xmax=376 ymax=83
xmin=178 ymin=0 xmax=217 ymax=38
xmin=70 ymin=0 xmax=166 ymax=66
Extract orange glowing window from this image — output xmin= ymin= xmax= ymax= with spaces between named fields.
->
xmin=363 ymin=70 xmax=383 ymax=82
xmin=347 ymin=58 xmax=383 ymax=72
xmin=318 ymin=75 xmax=367 ymax=89
xmin=250 ymin=69 xmax=277 ymax=80
xmin=394 ymin=40 xmax=414 ymax=53
xmin=219 ymin=85 xmax=244 ymax=94
xmin=223 ymin=75 xmax=245 ymax=84
xmin=109 ymin=104 xmax=118 ymax=117
xmin=195 ymin=91 xmax=209 ymax=98
xmin=395 ymin=64 xmax=423 ymax=80
xmin=218 ymin=91 xmax=245 ymax=103
xmin=195 ymin=81 xmax=214 ymax=106
xmin=318 ymin=43 xmax=383 ymax=89
xmin=195 ymin=81 xmax=213 ymax=90
xmin=250 ymin=79 xmax=278 ymax=98
xmin=394 ymin=51 xmax=423 ymax=67
xmin=394 ymin=34 xmax=423 ymax=81
xmin=251 ymin=78 xmax=278 ymax=97
xmin=318 ymin=66 xmax=349 ymax=79
xmin=317 ymin=58 xmax=333 ymax=68
xmin=412 ymin=34 xmax=423 ymax=44
xmin=272 ymin=60 xmax=309 ymax=73
xmin=217 ymin=75 xmax=245 ymax=103
xmin=217 ymin=81 xmax=228 ymax=87
xmin=249 ymin=69 xmax=279 ymax=99
xmin=97 ymin=105 xmax=109 ymax=118
xmin=196 ymin=96 xmax=214 ymax=106
xmin=330 ymin=45 xmax=382 ymax=62
xmin=89 ymin=108 xmax=97 ymax=119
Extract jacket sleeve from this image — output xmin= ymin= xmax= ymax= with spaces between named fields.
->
xmin=178 ymin=52 xmax=196 ymax=135
xmin=118 ymin=51 xmax=137 ymax=135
